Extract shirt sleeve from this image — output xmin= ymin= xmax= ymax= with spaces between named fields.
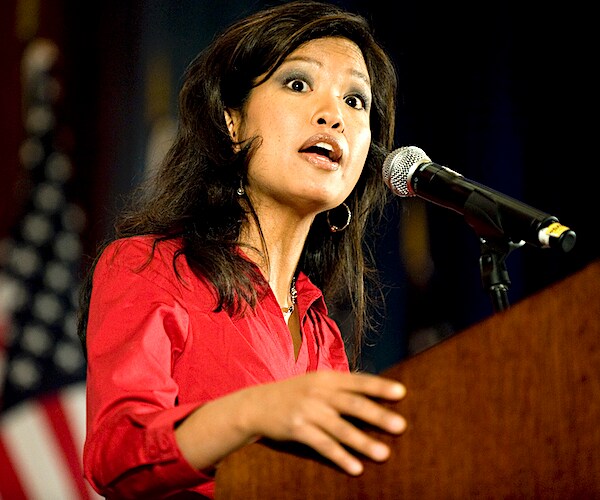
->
xmin=83 ymin=239 xmax=214 ymax=498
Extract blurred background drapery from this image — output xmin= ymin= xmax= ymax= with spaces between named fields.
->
xmin=0 ymin=0 xmax=596 ymax=498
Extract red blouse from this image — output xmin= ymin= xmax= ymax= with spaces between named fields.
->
xmin=83 ymin=236 xmax=350 ymax=498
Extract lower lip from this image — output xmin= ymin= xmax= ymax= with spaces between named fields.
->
xmin=300 ymin=152 xmax=340 ymax=171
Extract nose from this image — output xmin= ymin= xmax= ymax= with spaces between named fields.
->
xmin=312 ymin=96 xmax=345 ymax=132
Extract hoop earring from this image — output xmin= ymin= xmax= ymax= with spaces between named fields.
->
xmin=327 ymin=202 xmax=351 ymax=232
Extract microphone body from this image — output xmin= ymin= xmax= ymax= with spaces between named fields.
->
xmin=383 ymin=146 xmax=576 ymax=252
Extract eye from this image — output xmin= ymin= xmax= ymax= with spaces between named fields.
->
xmin=345 ymin=94 xmax=367 ymax=110
xmin=285 ymin=78 xmax=310 ymax=93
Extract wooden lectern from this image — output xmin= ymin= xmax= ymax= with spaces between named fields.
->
xmin=215 ymin=260 xmax=600 ymax=499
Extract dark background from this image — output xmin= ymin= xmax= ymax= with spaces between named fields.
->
xmin=2 ymin=0 xmax=597 ymax=373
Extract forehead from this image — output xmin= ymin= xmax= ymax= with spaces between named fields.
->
xmin=283 ymin=37 xmax=370 ymax=84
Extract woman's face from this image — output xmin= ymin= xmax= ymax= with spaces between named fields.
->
xmin=229 ymin=37 xmax=372 ymax=217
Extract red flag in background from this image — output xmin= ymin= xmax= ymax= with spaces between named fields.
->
xmin=0 ymin=27 xmax=100 ymax=500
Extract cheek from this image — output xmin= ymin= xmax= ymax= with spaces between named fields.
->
xmin=244 ymin=100 xmax=296 ymax=151
xmin=353 ymin=128 xmax=371 ymax=166
xmin=346 ymin=129 xmax=371 ymax=183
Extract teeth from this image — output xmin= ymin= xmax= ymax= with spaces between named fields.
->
xmin=315 ymin=142 xmax=333 ymax=151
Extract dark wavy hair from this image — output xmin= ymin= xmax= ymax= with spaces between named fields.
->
xmin=78 ymin=0 xmax=398 ymax=368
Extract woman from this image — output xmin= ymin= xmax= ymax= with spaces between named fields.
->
xmin=79 ymin=1 xmax=407 ymax=498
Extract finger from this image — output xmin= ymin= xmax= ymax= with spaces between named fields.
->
xmin=318 ymin=410 xmax=393 ymax=463
xmin=280 ymin=398 xmax=384 ymax=473
xmin=327 ymin=371 xmax=406 ymax=401
xmin=331 ymin=391 xmax=407 ymax=434
xmin=293 ymin=421 xmax=366 ymax=476
xmin=355 ymin=373 xmax=407 ymax=400
xmin=296 ymin=372 xmax=406 ymax=434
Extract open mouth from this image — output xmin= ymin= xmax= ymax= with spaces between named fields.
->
xmin=299 ymin=137 xmax=342 ymax=163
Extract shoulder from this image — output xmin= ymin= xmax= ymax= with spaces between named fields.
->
xmin=94 ymin=236 xmax=199 ymax=296
xmin=99 ymin=235 xmax=177 ymax=266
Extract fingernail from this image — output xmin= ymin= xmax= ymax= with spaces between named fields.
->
xmin=393 ymin=383 xmax=406 ymax=398
xmin=389 ymin=415 xmax=406 ymax=433
xmin=372 ymin=443 xmax=390 ymax=461
xmin=348 ymin=460 xmax=363 ymax=475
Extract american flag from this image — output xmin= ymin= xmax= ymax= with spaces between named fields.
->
xmin=0 ymin=37 xmax=100 ymax=499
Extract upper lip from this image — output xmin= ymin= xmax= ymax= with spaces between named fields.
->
xmin=298 ymin=134 xmax=343 ymax=163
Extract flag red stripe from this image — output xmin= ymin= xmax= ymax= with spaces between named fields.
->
xmin=0 ymin=433 xmax=29 ymax=500
xmin=41 ymin=392 xmax=90 ymax=499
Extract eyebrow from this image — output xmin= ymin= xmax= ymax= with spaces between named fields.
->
xmin=282 ymin=55 xmax=371 ymax=86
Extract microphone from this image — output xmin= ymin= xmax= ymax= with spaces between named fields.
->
xmin=382 ymin=146 xmax=576 ymax=252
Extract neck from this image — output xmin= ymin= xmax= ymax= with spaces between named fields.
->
xmin=238 ymin=203 xmax=313 ymax=310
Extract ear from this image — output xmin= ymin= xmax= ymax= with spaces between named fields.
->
xmin=224 ymin=108 xmax=242 ymax=142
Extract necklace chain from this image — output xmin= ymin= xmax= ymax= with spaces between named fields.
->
xmin=281 ymin=276 xmax=297 ymax=314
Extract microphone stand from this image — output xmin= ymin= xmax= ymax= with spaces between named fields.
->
xmin=478 ymin=237 xmax=523 ymax=313
xmin=462 ymin=189 xmax=525 ymax=313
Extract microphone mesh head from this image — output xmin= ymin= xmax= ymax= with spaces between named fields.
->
xmin=382 ymin=146 xmax=430 ymax=197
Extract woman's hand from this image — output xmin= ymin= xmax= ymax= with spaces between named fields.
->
xmin=175 ymin=371 xmax=407 ymax=476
